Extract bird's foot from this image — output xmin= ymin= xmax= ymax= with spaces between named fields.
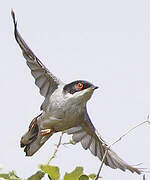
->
xmin=40 ymin=129 xmax=54 ymax=136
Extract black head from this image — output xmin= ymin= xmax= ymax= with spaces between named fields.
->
xmin=63 ymin=80 xmax=98 ymax=94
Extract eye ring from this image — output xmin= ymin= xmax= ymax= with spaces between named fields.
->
xmin=76 ymin=83 xmax=83 ymax=90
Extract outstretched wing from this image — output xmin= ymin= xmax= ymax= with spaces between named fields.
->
xmin=66 ymin=109 xmax=141 ymax=174
xmin=11 ymin=10 xmax=62 ymax=98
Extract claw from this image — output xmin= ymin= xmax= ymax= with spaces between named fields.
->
xmin=40 ymin=129 xmax=54 ymax=136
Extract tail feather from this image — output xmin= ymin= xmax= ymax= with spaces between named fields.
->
xmin=20 ymin=115 xmax=53 ymax=156
xmin=23 ymin=133 xmax=52 ymax=156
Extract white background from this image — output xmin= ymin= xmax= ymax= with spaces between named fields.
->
xmin=0 ymin=0 xmax=150 ymax=180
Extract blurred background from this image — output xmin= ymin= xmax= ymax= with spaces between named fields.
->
xmin=0 ymin=0 xmax=150 ymax=179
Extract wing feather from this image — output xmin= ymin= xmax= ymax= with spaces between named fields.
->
xmin=66 ymin=109 xmax=142 ymax=174
xmin=72 ymin=131 xmax=87 ymax=142
xmin=81 ymin=134 xmax=92 ymax=150
xmin=11 ymin=10 xmax=62 ymax=98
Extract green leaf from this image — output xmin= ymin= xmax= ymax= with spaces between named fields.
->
xmin=0 ymin=173 xmax=9 ymax=179
xmin=63 ymin=167 xmax=83 ymax=180
xmin=27 ymin=170 xmax=45 ymax=180
xmin=88 ymin=174 xmax=102 ymax=179
xmin=39 ymin=164 xmax=60 ymax=180
xmin=69 ymin=139 xmax=76 ymax=145
xmin=0 ymin=171 xmax=20 ymax=180
xmin=78 ymin=175 xmax=89 ymax=180
xmin=8 ymin=171 xmax=20 ymax=180
xmin=88 ymin=174 xmax=96 ymax=179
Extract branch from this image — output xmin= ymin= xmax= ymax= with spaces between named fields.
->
xmin=94 ymin=115 xmax=150 ymax=180
xmin=47 ymin=132 xmax=64 ymax=165
xmin=110 ymin=116 xmax=150 ymax=147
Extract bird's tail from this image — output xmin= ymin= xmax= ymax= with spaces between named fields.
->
xmin=20 ymin=115 xmax=53 ymax=156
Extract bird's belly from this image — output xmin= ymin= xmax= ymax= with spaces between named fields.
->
xmin=38 ymin=105 xmax=84 ymax=132
xmin=39 ymin=116 xmax=81 ymax=132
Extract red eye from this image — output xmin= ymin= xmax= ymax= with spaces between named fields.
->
xmin=76 ymin=83 xmax=83 ymax=90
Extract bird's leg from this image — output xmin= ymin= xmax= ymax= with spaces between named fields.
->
xmin=40 ymin=129 xmax=54 ymax=136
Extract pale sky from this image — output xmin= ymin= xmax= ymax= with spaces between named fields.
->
xmin=0 ymin=0 xmax=150 ymax=180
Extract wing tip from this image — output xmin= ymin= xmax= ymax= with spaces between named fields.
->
xmin=11 ymin=9 xmax=17 ymax=26
xmin=11 ymin=9 xmax=18 ymax=42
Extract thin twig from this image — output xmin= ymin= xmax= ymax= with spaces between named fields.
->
xmin=94 ymin=116 xmax=150 ymax=180
xmin=110 ymin=117 xmax=150 ymax=147
xmin=47 ymin=132 xmax=64 ymax=165
xmin=94 ymin=150 xmax=108 ymax=180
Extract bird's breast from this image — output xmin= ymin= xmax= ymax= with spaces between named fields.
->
xmin=39 ymin=86 xmax=85 ymax=131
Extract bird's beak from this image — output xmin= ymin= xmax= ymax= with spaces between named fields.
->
xmin=94 ymin=86 xmax=99 ymax=90
xmin=92 ymin=86 xmax=99 ymax=90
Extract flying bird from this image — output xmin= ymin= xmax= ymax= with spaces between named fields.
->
xmin=11 ymin=10 xmax=142 ymax=174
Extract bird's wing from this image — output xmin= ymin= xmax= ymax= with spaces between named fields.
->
xmin=11 ymin=11 xmax=63 ymax=98
xmin=66 ymin=108 xmax=142 ymax=174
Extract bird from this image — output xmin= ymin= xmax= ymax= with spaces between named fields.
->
xmin=11 ymin=10 xmax=142 ymax=174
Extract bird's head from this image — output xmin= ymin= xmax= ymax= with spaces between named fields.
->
xmin=63 ymin=80 xmax=98 ymax=103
